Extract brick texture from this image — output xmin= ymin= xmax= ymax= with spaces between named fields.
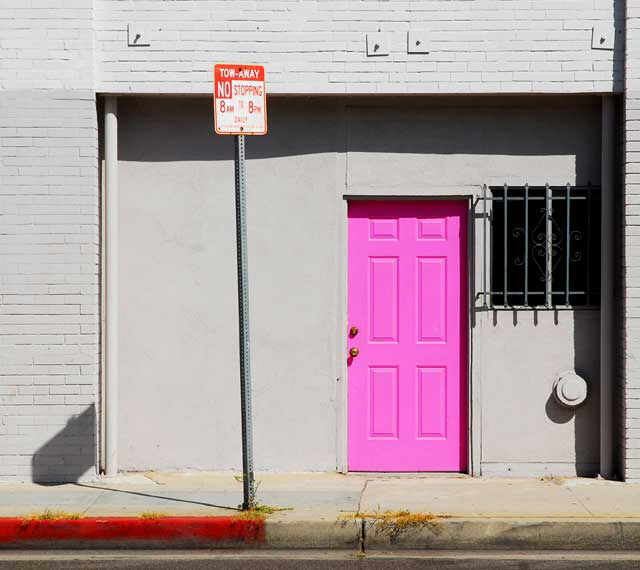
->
xmin=625 ymin=1 xmax=640 ymax=482
xmin=95 ymin=0 xmax=624 ymax=95
xmin=0 ymin=1 xmax=98 ymax=482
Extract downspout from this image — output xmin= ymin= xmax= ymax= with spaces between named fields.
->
xmin=104 ymin=97 xmax=119 ymax=477
xmin=600 ymin=95 xmax=615 ymax=479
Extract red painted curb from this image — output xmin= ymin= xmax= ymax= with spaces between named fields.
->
xmin=0 ymin=516 xmax=265 ymax=548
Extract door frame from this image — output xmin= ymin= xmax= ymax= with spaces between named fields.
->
xmin=335 ymin=195 xmax=475 ymax=474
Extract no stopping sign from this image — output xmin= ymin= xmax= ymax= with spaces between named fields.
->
xmin=214 ymin=64 xmax=267 ymax=135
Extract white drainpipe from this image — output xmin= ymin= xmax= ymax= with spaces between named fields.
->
xmin=104 ymin=97 xmax=119 ymax=477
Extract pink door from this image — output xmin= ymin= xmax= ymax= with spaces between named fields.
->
xmin=347 ymin=200 xmax=467 ymax=472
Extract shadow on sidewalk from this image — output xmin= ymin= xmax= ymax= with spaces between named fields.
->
xmin=72 ymin=482 xmax=241 ymax=512
xmin=30 ymin=403 xmax=240 ymax=511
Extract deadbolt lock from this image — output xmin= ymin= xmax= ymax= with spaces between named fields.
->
xmin=349 ymin=347 xmax=360 ymax=357
xmin=349 ymin=326 xmax=359 ymax=336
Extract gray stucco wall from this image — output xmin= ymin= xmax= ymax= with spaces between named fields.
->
xmin=479 ymin=311 xmax=600 ymax=477
xmin=117 ymin=96 xmax=601 ymax=475
xmin=117 ymin=98 xmax=343 ymax=470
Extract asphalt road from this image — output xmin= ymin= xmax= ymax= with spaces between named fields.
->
xmin=2 ymin=551 xmax=640 ymax=569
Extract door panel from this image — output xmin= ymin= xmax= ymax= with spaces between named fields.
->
xmin=347 ymin=200 xmax=467 ymax=472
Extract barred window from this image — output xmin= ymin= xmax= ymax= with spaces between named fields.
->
xmin=479 ymin=185 xmax=600 ymax=309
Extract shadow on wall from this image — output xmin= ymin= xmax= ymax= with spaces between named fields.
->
xmin=544 ymin=311 xmax=601 ymax=477
xmin=31 ymin=405 xmax=96 ymax=485
xmin=117 ymin=96 xmax=601 ymax=179
xmin=613 ymin=0 xmax=625 ymax=87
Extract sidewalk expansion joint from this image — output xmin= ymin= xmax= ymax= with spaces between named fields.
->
xmin=356 ymin=478 xmax=370 ymax=514
xmin=79 ymin=491 xmax=101 ymax=516
xmin=141 ymin=472 xmax=164 ymax=485
xmin=565 ymin=485 xmax=595 ymax=517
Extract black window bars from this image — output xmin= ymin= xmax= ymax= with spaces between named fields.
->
xmin=477 ymin=184 xmax=601 ymax=310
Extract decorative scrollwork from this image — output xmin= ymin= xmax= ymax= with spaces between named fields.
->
xmin=569 ymin=230 xmax=583 ymax=262
xmin=530 ymin=209 xmax=561 ymax=282
xmin=512 ymin=227 xmax=525 ymax=265
xmin=507 ymin=204 xmax=583 ymax=284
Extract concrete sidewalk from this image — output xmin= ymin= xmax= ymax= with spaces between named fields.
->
xmin=2 ymin=473 xmax=640 ymax=550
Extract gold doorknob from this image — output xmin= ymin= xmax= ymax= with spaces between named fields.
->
xmin=349 ymin=347 xmax=360 ymax=357
xmin=350 ymin=326 xmax=359 ymax=336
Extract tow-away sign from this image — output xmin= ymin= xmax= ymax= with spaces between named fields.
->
xmin=214 ymin=64 xmax=267 ymax=135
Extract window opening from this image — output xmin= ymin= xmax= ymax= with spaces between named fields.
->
xmin=478 ymin=184 xmax=600 ymax=309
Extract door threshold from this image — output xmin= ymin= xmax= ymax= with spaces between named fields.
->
xmin=344 ymin=472 xmax=470 ymax=477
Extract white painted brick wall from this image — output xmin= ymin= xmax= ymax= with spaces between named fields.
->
xmin=0 ymin=90 xmax=99 ymax=482
xmin=0 ymin=0 xmax=94 ymax=91
xmin=0 ymin=0 xmax=99 ymax=482
xmin=95 ymin=0 xmax=624 ymax=95
xmin=625 ymin=0 xmax=640 ymax=482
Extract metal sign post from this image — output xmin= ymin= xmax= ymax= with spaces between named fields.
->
xmin=234 ymin=134 xmax=255 ymax=510
xmin=213 ymin=64 xmax=266 ymax=511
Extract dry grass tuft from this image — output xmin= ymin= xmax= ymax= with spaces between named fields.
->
xmin=235 ymin=504 xmax=292 ymax=520
xmin=341 ymin=509 xmax=443 ymax=539
xmin=235 ymin=509 xmax=267 ymax=521
xmin=22 ymin=509 xmax=84 ymax=524
xmin=138 ymin=512 xmax=165 ymax=520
